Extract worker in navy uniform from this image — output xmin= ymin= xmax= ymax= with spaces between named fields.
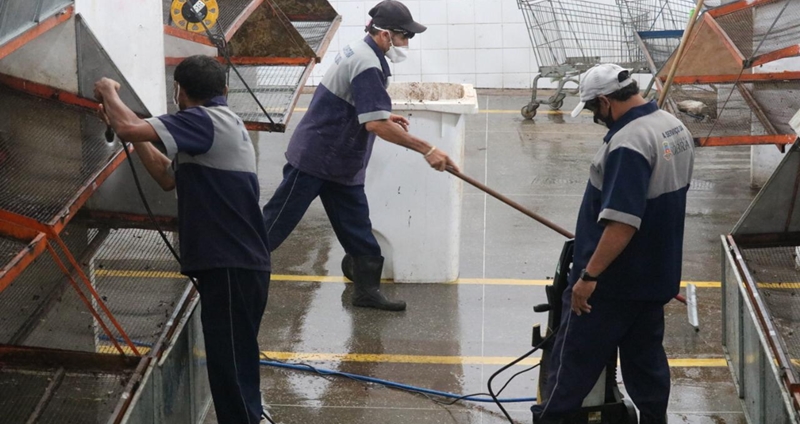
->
xmin=531 ymin=64 xmax=694 ymax=424
xmin=95 ymin=56 xmax=273 ymax=424
xmin=262 ymin=0 xmax=458 ymax=311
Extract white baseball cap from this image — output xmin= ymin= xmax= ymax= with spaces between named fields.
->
xmin=570 ymin=64 xmax=634 ymax=118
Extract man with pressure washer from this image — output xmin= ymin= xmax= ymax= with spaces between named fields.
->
xmin=94 ymin=55 xmax=272 ymax=424
xmin=531 ymin=64 xmax=694 ymax=424
xmin=262 ymin=0 xmax=458 ymax=312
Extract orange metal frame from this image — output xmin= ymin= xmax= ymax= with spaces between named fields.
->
xmin=697 ymin=135 xmax=798 ymax=147
xmin=0 ymin=5 xmax=74 ymax=61
xmin=663 ymin=0 xmax=799 ymax=148
xmin=702 ymin=14 xmax=746 ymax=64
xmin=0 ymin=73 xmax=100 ymax=111
xmin=0 ymin=231 xmax=47 ymax=293
xmin=0 ymin=76 xmax=142 ymax=357
xmin=707 ymin=0 xmax=779 ymax=17
xmin=668 ymin=71 xmax=800 ymax=84
xmin=165 ymin=56 xmax=314 ymax=67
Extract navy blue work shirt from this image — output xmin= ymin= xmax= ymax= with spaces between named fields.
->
xmin=570 ymin=102 xmax=694 ymax=302
xmin=285 ymin=36 xmax=393 ymax=186
xmin=146 ymin=97 xmax=271 ymax=275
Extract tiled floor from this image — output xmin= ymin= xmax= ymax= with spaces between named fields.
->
xmin=203 ymin=89 xmax=756 ymax=423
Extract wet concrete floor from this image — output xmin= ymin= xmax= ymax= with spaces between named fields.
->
xmin=205 ymin=90 xmax=756 ymax=424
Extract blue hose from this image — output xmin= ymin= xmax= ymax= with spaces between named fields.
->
xmin=100 ymin=337 xmax=537 ymax=404
xmin=260 ymin=360 xmax=537 ymax=403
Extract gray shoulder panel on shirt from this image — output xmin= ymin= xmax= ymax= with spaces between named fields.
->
xmin=607 ymin=110 xmax=694 ymax=199
xmin=321 ymin=39 xmax=383 ymax=105
xmin=175 ymin=106 xmax=257 ymax=174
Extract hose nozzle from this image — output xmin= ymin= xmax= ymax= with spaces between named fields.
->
xmin=105 ymin=126 xmax=115 ymax=143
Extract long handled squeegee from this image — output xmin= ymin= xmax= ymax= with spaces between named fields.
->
xmin=447 ymin=167 xmax=694 ymax=311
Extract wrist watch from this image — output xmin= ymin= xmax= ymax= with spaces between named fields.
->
xmin=580 ymin=269 xmax=599 ymax=282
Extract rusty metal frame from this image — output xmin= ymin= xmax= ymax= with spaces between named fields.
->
xmin=0 ymin=5 xmax=74 ymax=61
xmin=0 ymin=226 xmax=47 ymax=293
xmin=165 ymin=55 xmax=314 ymax=67
xmin=697 ymin=135 xmax=798 ymax=147
xmin=74 ymin=210 xmax=179 ymax=232
xmin=669 ymin=71 xmax=800 ymax=84
xmin=657 ymin=1 xmax=799 ymax=149
xmin=0 ymin=73 xmax=100 ymax=111
xmin=707 ymin=0 xmax=779 ymax=18
xmin=727 ymin=235 xmax=800 ymax=410
xmin=7 ymin=228 xmax=111 ymax=346
xmin=0 ymin=76 xmax=144 ymax=356
xmin=750 ymin=45 xmax=800 ymax=69
xmin=0 ymin=343 xmax=140 ymax=371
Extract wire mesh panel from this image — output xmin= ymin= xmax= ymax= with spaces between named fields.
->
xmin=228 ymin=65 xmax=309 ymax=131
xmin=713 ymin=1 xmax=800 ymax=63
xmin=37 ymin=0 xmax=73 ymax=20
xmin=739 ymin=246 xmax=800 ymax=381
xmin=0 ymin=228 xmax=99 ymax=348
xmin=0 ymin=0 xmax=73 ymax=46
xmin=38 ymin=372 xmax=129 ymax=423
xmin=91 ymin=229 xmax=187 ymax=349
xmin=0 ymin=86 xmax=121 ymax=224
xmin=293 ymin=21 xmax=335 ymax=54
xmin=0 ymin=369 xmax=52 ymax=422
xmin=517 ymin=0 xmax=644 ymax=74
xmin=669 ymin=80 xmax=800 ymax=139
xmin=166 ymin=63 xmax=309 ymax=131
xmin=0 ymin=236 xmax=27 ymax=268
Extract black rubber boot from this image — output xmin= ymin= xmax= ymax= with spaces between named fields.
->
xmin=341 ymin=254 xmax=355 ymax=282
xmin=351 ymin=256 xmax=406 ymax=311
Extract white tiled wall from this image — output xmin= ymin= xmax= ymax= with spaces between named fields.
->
xmin=309 ymin=0 xmax=545 ymax=89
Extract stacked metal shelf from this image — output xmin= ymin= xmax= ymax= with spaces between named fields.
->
xmin=723 ymin=136 xmax=800 ymax=423
xmin=656 ymin=0 xmax=800 ymax=147
xmin=163 ymin=0 xmax=341 ymax=132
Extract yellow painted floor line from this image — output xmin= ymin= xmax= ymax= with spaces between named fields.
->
xmin=94 ymin=270 xmax=726 ymax=288
xmin=95 ymin=345 xmax=727 ymax=368
xmin=262 ymin=351 xmax=728 ymax=367
xmin=93 ymin=270 xmax=800 ymax=290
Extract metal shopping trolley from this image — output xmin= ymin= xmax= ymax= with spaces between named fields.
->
xmin=517 ymin=0 xmax=646 ymax=119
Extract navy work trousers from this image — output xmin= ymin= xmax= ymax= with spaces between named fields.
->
xmin=262 ymin=163 xmax=381 ymax=256
xmin=195 ymin=268 xmax=270 ymax=424
xmin=531 ymin=287 xmax=671 ymax=422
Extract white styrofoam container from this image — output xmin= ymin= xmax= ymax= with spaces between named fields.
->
xmin=366 ymin=83 xmax=479 ymax=283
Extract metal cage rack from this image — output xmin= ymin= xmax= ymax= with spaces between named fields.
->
xmin=723 ymin=137 xmax=800 ymax=423
xmin=658 ymin=0 xmax=800 ymax=147
xmin=163 ymin=0 xmax=340 ymax=132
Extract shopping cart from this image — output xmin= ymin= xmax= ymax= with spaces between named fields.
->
xmin=517 ymin=0 xmax=646 ymax=119
xmin=616 ymin=0 xmax=697 ymax=97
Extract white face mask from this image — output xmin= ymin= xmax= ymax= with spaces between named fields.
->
xmin=386 ymin=43 xmax=409 ymax=63
xmin=377 ymin=29 xmax=408 ymax=63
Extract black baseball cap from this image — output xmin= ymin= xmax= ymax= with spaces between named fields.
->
xmin=369 ymin=1 xmax=427 ymax=35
